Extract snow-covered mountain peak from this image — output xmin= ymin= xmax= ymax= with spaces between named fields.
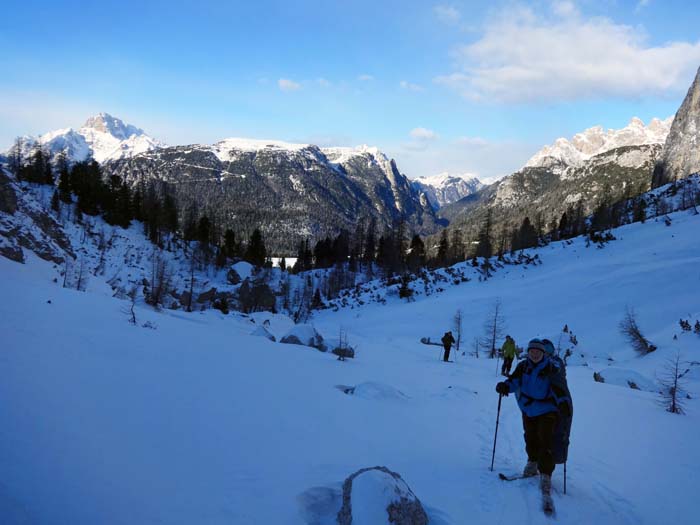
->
xmin=81 ymin=113 xmax=144 ymax=140
xmin=416 ymin=171 xmax=481 ymax=187
xmin=412 ymin=171 xmax=484 ymax=209
xmin=4 ymin=114 xmax=166 ymax=164
xmin=526 ymin=116 xmax=673 ymax=170
xmin=321 ymin=144 xmax=387 ymax=165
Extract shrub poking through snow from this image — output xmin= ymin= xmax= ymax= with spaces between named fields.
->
xmin=619 ymin=306 xmax=657 ymax=355
xmin=658 ymin=352 xmax=688 ymax=415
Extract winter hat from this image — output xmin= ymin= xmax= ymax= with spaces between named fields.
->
xmin=527 ymin=338 xmax=547 ymax=353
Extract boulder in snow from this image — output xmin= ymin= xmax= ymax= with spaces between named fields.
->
xmin=196 ymin=287 xmax=217 ymax=304
xmin=338 ymin=382 xmax=408 ymax=401
xmin=226 ymin=268 xmax=241 ymax=285
xmin=251 ymin=325 xmax=276 ymax=342
xmin=232 ymin=261 xmax=253 ymax=281
xmin=337 ymin=466 xmax=428 ymax=525
xmin=280 ymin=324 xmax=327 ymax=352
xmin=593 ymin=367 xmax=658 ymax=392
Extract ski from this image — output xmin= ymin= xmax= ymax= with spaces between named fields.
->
xmin=498 ymin=472 xmax=536 ymax=482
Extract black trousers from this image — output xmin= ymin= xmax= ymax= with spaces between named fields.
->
xmin=501 ymin=357 xmax=514 ymax=375
xmin=443 ymin=345 xmax=451 ymax=362
xmin=522 ymin=411 xmax=558 ymax=475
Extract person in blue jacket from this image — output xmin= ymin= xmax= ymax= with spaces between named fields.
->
xmin=495 ymin=338 xmax=569 ymax=495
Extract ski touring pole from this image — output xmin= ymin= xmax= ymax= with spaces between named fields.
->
xmin=490 ymin=394 xmax=503 ymax=471
xmin=564 ymin=462 xmax=567 ymax=495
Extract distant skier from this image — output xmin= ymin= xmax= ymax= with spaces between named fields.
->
xmin=441 ymin=331 xmax=455 ymax=362
xmin=500 ymin=335 xmax=517 ymax=376
xmin=495 ymin=338 xmax=572 ymax=499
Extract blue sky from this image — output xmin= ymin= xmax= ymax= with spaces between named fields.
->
xmin=2 ymin=0 xmax=700 ymax=180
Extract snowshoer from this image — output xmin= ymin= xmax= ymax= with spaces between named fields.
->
xmin=441 ymin=331 xmax=455 ymax=362
xmin=495 ymin=338 xmax=573 ymax=499
xmin=500 ymin=335 xmax=517 ymax=376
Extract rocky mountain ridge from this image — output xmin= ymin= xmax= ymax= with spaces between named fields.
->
xmin=104 ymin=140 xmax=440 ymax=253
xmin=526 ymin=117 xmax=671 ymax=172
xmin=653 ymin=67 xmax=700 ymax=188
xmin=411 ymin=172 xmax=483 ymax=210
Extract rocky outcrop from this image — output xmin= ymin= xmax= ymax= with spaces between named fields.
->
xmin=337 ymin=466 xmax=428 ymax=525
xmin=0 ymin=171 xmax=74 ymax=264
xmin=0 ymin=170 xmax=18 ymax=214
xmin=653 ymin=67 xmax=700 ymax=188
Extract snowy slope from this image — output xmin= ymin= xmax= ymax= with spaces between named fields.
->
xmin=2 ymin=199 xmax=700 ymax=523
xmin=526 ymin=117 xmax=672 ymax=170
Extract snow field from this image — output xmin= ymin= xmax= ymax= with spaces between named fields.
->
xmin=1 ymin=208 xmax=700 ymax=524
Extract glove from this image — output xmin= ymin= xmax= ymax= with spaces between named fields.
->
xmin=496 ymin=382 xmax=510 ymax=395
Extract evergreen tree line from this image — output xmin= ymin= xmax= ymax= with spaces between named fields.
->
xmin=6 ymin=140 xmax=273 ymax=269
xmin=290 ymin=218 xmax=428 ymax=276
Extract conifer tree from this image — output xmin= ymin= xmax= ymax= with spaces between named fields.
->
xmin=437 ymin=229 xmax=449 ymax=267
xmin=407 ymin=234 xmax=426 ymax=272
xmin=245 ymin=228 xmax=267 ymax=267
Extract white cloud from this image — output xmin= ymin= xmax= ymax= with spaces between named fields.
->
xmin=357 ymin=74 xmax=374 ymax=81
xmin=278 ymin=78 xmax=301 ymax=91
xmin=410 ymin=127 xmax=438 ymax=140
xmin=317 ymin=77 xmax=331 ymax=88
xmin=434 ymin=5 xmax=461 ymax=25
xmin=400 ymin=80 xmax=425 ymax=92
xmin=551 ymin=0 xmax=578 ymax=18
xmin=435 ymin=4 xmax=700 ymax=103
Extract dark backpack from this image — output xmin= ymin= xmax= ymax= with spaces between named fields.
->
xmin=545 ymin=347 xmax=573 ymax=464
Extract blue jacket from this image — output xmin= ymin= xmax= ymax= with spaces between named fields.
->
xmin=505 ymin=356 xmax=561 ymax=417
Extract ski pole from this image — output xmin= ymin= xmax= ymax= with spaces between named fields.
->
xmin=564 ymin=462 xmax=567 ymax=494
xmin=490 ymin=393 xmax=503 ymax=471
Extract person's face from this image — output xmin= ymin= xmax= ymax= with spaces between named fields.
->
xmin=528 ymin=347 xmax=544 ymax=363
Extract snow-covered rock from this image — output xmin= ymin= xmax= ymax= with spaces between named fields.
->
xmin=340 ymin=382 xmax=408 ymax=401
xmin=526 ymin=117 xmax=672 ymax=171
xmin=412 ymin=172 xmax=483 ymax=209
xmin=250 ymin=325 xmax=276 ymax=342
xmin=593 ymin=367 xmax=658 ymax=392
xmin=653 ymin=67 xmax=700 ymax=187
xmin=280 ymin=324 xmax=326 ymax=351
xmin=337 ymin=466 xmax=428 ymax=525
xmin=232 ymin=261 xmax=254 ymax=281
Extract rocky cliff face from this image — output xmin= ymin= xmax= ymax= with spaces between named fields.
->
xmin=411 ymin=173 xmax=483 ymax=210
xmin=652 ymin=67 xmax=700 ymax=188
xmin=105 ymin=142 xmax=440 ymax=253
xmin=0 ymin=170 xmax=74 ymax=264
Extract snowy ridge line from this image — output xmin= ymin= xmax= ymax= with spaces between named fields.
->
xmin=526 ymin=116 xmax=673 ymax=169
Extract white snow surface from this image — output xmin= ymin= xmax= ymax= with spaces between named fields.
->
xmin=2 ymin=205 xmax=700 ymax=524
xmin=526 ymin=117 xmax=673 ymax=169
